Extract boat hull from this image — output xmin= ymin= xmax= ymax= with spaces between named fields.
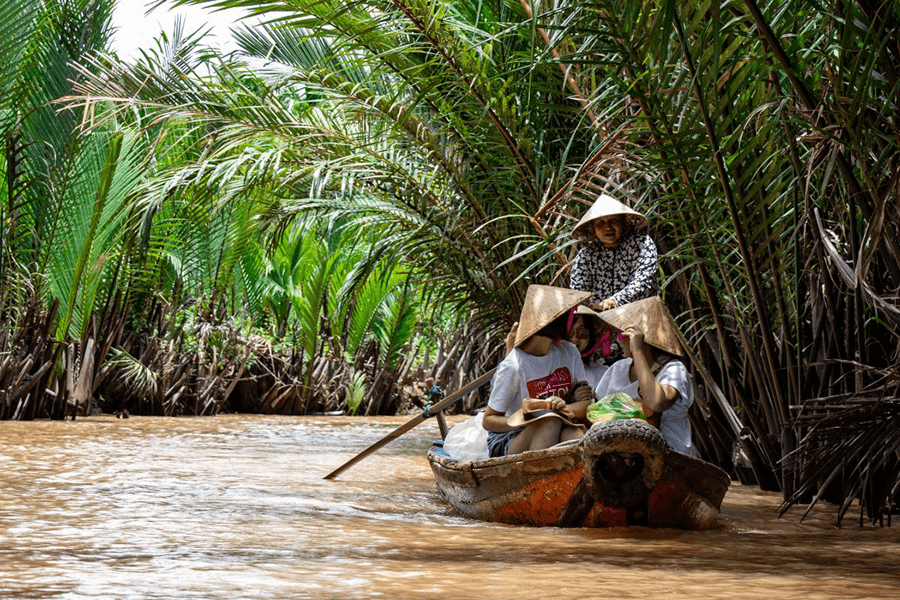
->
xmin=428 ymin=422 xmax=731 ymax=530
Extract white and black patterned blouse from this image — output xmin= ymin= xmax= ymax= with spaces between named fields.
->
xmin=569 ymin=229 xmax=659 ymax=306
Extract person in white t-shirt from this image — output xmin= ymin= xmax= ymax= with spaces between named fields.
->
xmin=483 ymin=285 xmax=595 ymax=457
xmin=593 ymin=297 xmax=694 ymax=456
xmin=504 ymin=304 xmax=610 ymax=390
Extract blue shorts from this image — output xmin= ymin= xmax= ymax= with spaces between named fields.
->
xmin=486 ymin=428 xmax=524 ymax=458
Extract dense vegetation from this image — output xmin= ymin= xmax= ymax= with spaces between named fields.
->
xmin=1 ymin=0 xmax=898 ymax=525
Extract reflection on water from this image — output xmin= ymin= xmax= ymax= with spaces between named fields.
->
xmin=0 ymin=414 xmax=897 ymax=599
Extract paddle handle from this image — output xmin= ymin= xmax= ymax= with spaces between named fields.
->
xmin=323 ymin=368 xmax=496 ymax=480
xmin=420 ymin=368 xmax=495 ymax=416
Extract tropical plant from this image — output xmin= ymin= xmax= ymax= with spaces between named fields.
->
xmin=56 ymin=0 xmax=900 ymax=521
xmin=48 ymin=129 xmax=146 ymax=338
xmin=69 ymin=0 xmax=600 ymax=324
xmin=1 ymin=0 xmax=117 ymax=307
xmin=530 ymin=0 xmax=900 ymax=522
xmin=0 ymin=0 xmax=146 ymax=418
xmin=59 ymin=0 xmax=586 ymax=417
xmin=344 ymin=367 xmax=367 ymax=416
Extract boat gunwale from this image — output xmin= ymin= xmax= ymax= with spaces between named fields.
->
xmin=428 ymin=438 xmax=582 ymax=472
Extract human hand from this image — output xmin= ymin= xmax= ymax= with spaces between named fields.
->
xmin=547 ymin=396 xmax=567 ymax=411
xmin=622 ymin=326 xmax=644 ymax=353
xmin=596 ymin=297 xmax=618 ymax=311
xmin=505 ymin=322 xmax=519 ymax=354
xmin=573 ymin=384 xmax=593 ymax=404
xmin=546 ymin=396 xmax=577 ymax=419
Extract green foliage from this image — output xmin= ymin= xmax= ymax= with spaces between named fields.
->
xmin=49 ymin=129 xmax=145 ymax=338
xmin=345 ymin=367 xmax=366 ymax=416
xmin=9 ymin=0 xmax=900 ymax=520
xmin=375 ymin=279 xmax=419 ymax=372
xmin=106 ymin=347 xmax=158 ymax=398
xmin=69 ymin=0 xmax=598 ymax=331
xmin=1 ymin=0 xmax=117 ymax=303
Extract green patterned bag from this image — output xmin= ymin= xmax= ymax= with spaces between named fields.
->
xmin=586 ymin=392 xmax=647 ymax=424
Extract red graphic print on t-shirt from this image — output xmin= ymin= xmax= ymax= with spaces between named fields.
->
xmin=526 ymin=367 xmax=572 ymax=399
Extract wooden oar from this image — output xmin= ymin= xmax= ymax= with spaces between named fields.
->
xmin=323 ymin=368 xmax=496 ymax=480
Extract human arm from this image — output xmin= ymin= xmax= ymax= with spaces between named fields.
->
xmin=482 ymin=357 xmax=523 ymax=431
xmin=560 ymin=382 xmax=593 ymax=420
xmin=624 ymin=326 xmax=679 ymax=416
xmin=484 ymin=396 xmax=573 ymax=431
xmin=569 ymin=249 xmax=586 ymax=290
xmin=569 ymin=247 xmax=600 ymax=301
xmin=570 ymin=245 xmax=620 ymax=309
xmin=483 ymin=405 xmax=516 ymax=432
xmin=564 ymin=346 xmax=593 ymax=418
xmin=566 ymin=396 xmax=591 ymax=420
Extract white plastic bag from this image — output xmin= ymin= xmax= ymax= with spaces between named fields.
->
xmin=443 ymin=411 xmax=489 ymax=462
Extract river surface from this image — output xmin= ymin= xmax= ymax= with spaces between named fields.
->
xmin=0 ymin=414 xmax=897 ymax=599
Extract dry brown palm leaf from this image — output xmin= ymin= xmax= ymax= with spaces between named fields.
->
xmin=783 ymin=369 xmax=900 ymax=526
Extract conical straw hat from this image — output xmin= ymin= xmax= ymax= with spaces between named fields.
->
xmin=574 ymin=305 xmax=601 ymax=319
xmin=572 ymin=304 xmax=603 ymax=334
xmin=515 ymin=285 xmax=592 ymax=347
xmin=506 ymin=398 xmax=585 ymax=429
xmin=573 ymin=194 xmax=648 ymax=238
xmin=597 ymin=296 xmax=683 ymax=356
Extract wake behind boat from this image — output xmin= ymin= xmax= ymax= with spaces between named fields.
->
xmin=428 ymin=417 xmax=730 ymax=530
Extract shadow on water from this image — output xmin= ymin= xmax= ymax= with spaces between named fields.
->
xmin=1 ymin=414 xmax=897 ymax=599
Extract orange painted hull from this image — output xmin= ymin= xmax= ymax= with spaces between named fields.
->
xmin=428 ymin=440 xmax=730 ymax=529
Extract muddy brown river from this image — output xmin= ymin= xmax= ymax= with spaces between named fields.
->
xmin=0 ymin=414 xmax=897 ymax=599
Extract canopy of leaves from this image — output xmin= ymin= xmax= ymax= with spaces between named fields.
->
xmin=3 ymin=0 xmax=899 ymax=524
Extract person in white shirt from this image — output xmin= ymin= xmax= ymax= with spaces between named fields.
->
xmin=483 ymin=285 xmax=595 ymax=457
xmin=507 ymin=304 xmax=610 ymax=388
xmin=593 ymin=297 xmax=694 ymax=456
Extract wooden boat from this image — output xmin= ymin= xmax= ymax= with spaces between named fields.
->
xmin=427 ymin=418 xmax=730 ymax=530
